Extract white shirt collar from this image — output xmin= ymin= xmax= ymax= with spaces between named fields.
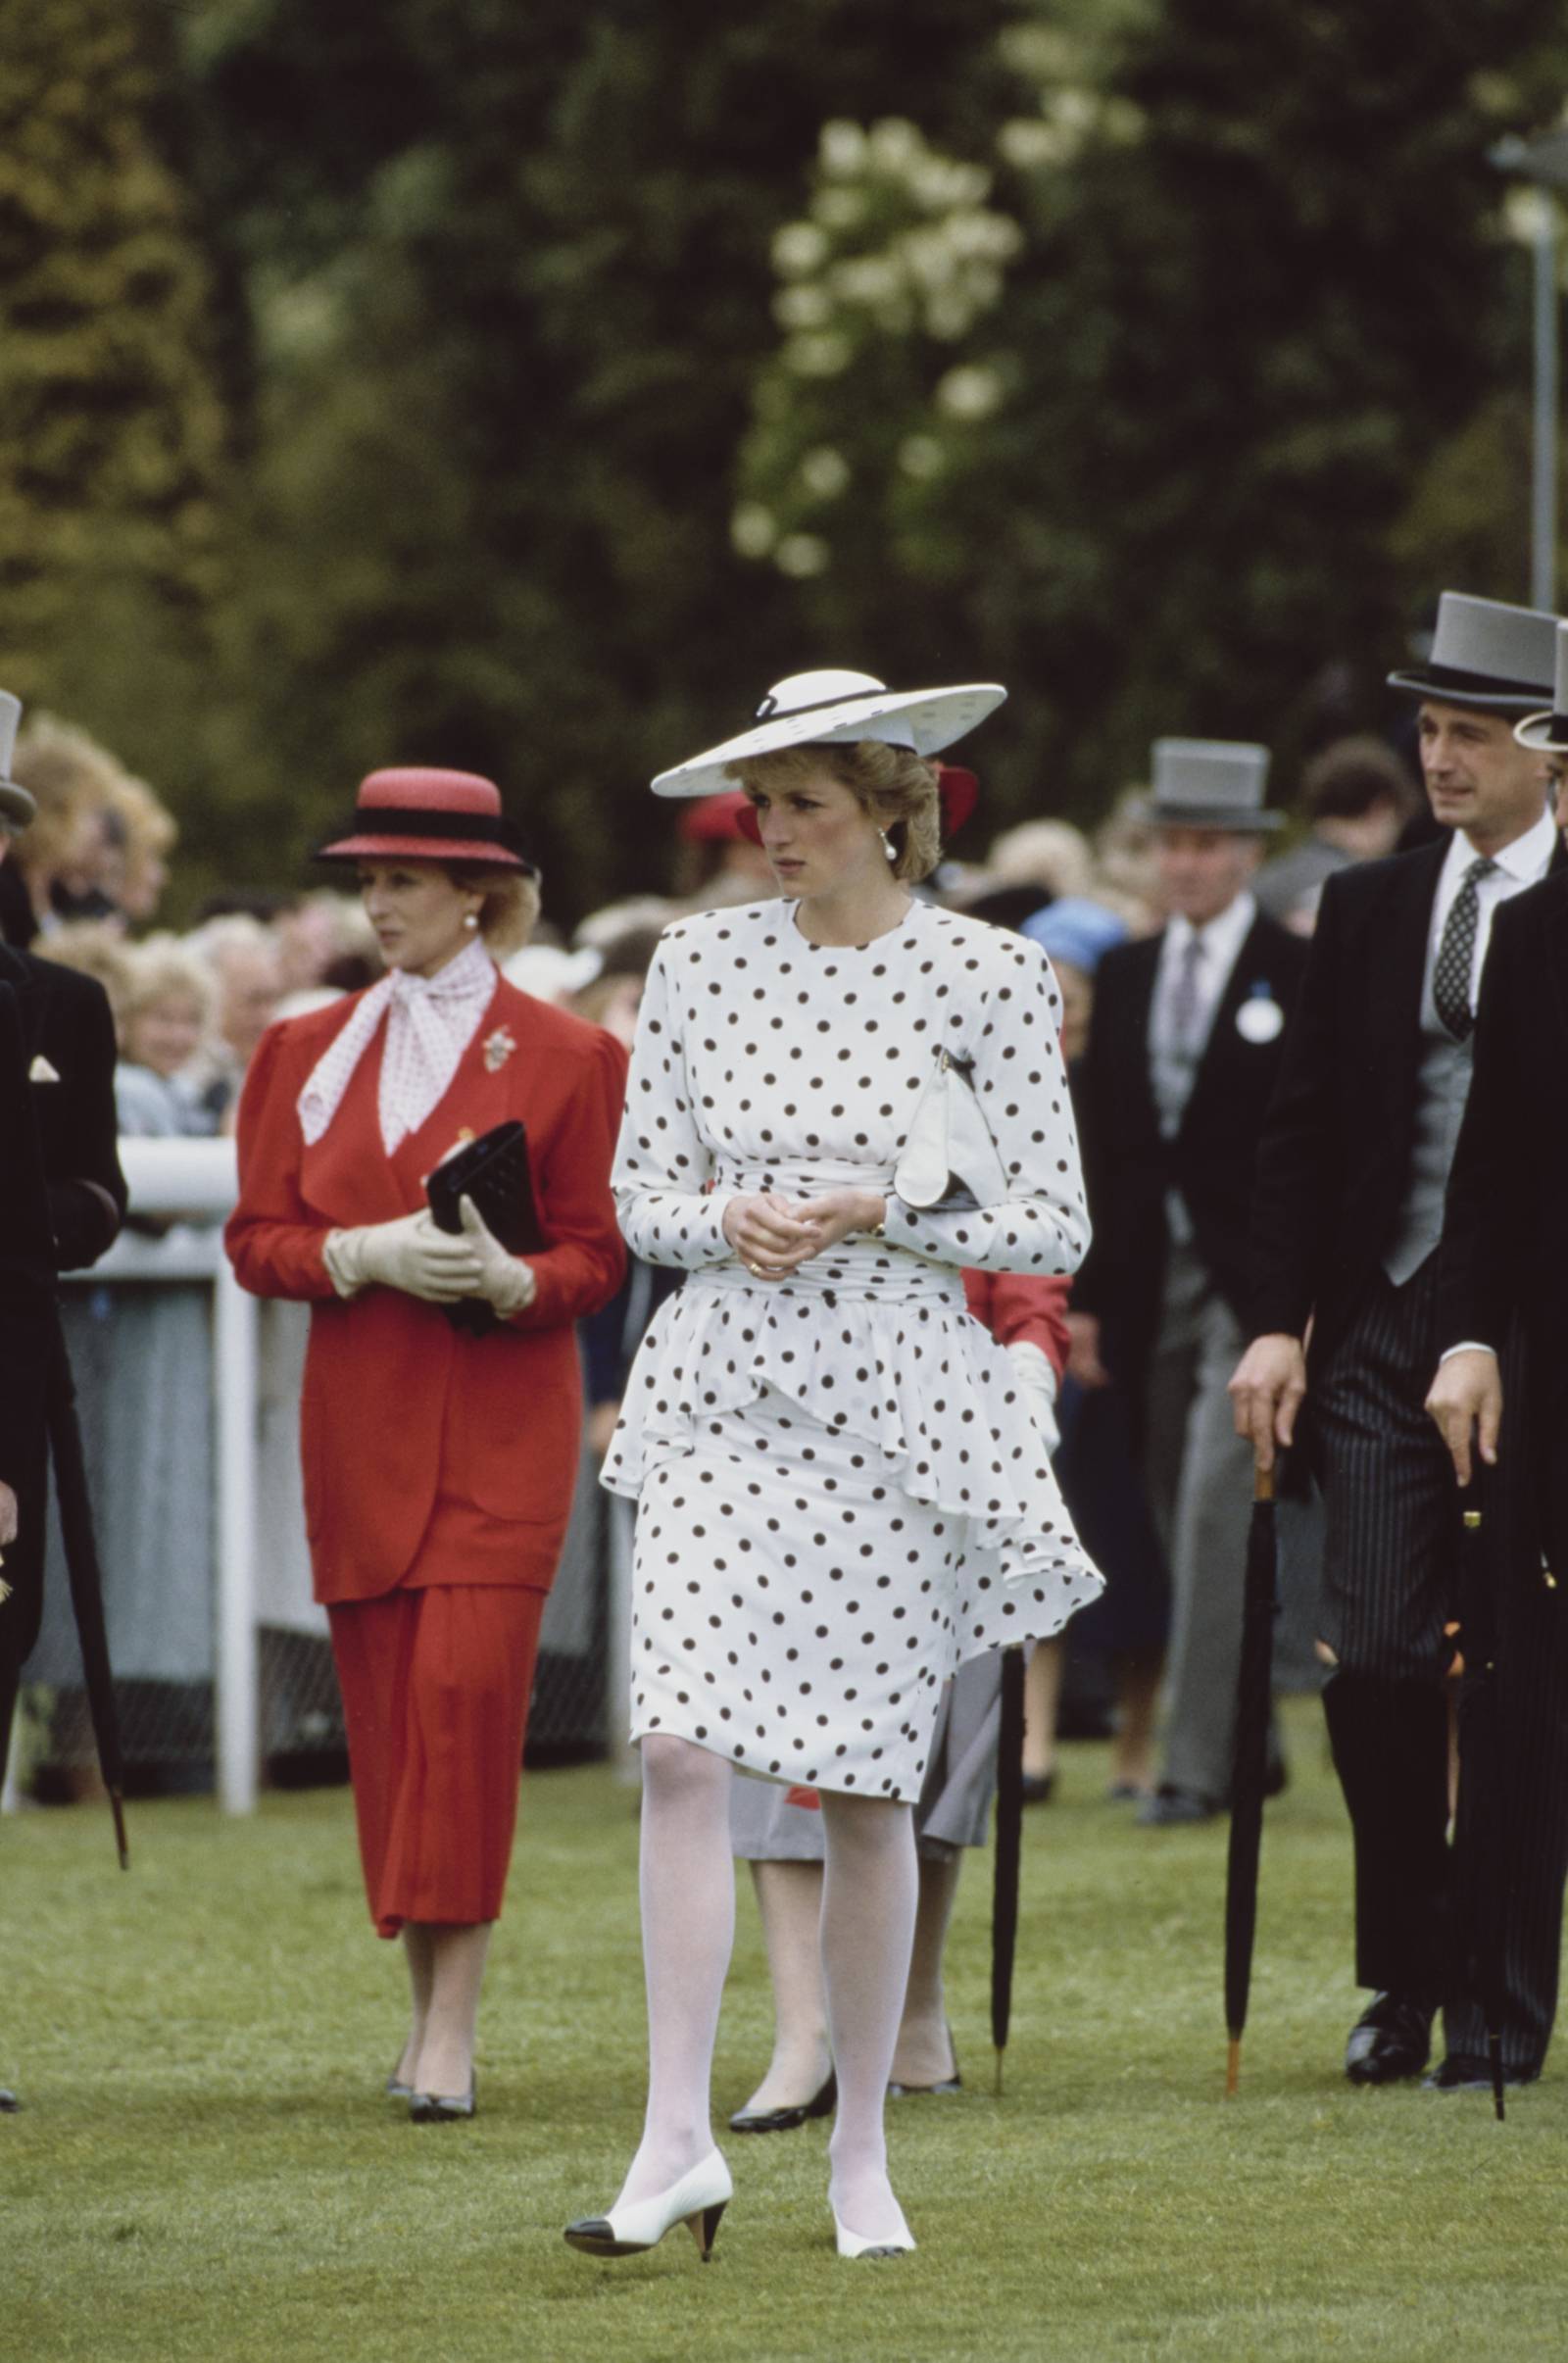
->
xmin=1163 ymin=888 xmax=1256 ymax=969
xmin=1444 ymin=803 xmax=1556 ymax=889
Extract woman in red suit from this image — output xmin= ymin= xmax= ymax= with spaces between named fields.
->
xmin=225 ymin=768 xmax=626 ymax=2120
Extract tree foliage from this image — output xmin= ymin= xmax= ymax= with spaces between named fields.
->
xmin=0 ymin=2 xmax=229 ymax=706
xmin=738 ymin=0 xmax=1568 ymax=819
xmin=1 ymin=2 xmax=1565 ymax=912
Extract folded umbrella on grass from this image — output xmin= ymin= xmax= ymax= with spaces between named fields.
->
xmin=1224 ymin=1457 xmax=1278 ymax=2097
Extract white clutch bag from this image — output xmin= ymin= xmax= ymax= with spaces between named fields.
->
xmin=893 ymin=1048 xmax=1009 ymax=1214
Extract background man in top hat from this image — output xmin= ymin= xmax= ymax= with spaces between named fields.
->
xmin=1231 ymin=590 xmax=1566 ymax=2091
xmin=1071 ymin=740 xmax=1308 ymax=1825
xmin=0 ymin=687 xmax=125 ymax=2111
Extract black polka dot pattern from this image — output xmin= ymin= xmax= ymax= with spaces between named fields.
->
xmin=602 ymin=897 xmax=1105 ymax=1798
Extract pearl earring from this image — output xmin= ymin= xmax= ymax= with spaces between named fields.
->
xmin=464 ymin=911 xmax=480 ymax=930
xmin=879 ymin=828 xmax=898 ymax=864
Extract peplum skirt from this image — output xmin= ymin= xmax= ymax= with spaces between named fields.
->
xmin=611 ymin=1253 xmax=1102 ymax=1801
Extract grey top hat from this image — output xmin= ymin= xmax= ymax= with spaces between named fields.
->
xmin=1387 ymin=591 xmax=1559 ymax=713
xmin=1514 ymin=619 xmax=1568 ymax=752
xmin=1148 ymin=738 xmax=1281 ymax=833
xmin=0 ymin=691 xmax=33 ymax=829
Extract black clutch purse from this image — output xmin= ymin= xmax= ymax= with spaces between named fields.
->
xmin=425 ymin=1120 xmax=544 ymax=1334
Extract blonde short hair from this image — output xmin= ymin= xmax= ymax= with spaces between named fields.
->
xmin=726 ymin=742 xmax=943 ymax=883
xmin=122 ymin=935 xmax=216 ymax=1027
xmin=11 ymin=714 xmax=125 ymax=880
xmin=449 ymin=863 xmax=541 ymax=960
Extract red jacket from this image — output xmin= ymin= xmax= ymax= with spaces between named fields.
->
xmin=225 ymin=976 xmax=627 ymax=1601
xmin=961 ymin=1270 xmax=1070 ymax=1383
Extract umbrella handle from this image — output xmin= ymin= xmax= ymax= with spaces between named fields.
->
xmin=1253 ymin=1462 xmax=1275 ymax=1506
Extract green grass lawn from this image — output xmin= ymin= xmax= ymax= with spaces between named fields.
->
xmin=3 ymin=1696 xmax=1564 ymax=2363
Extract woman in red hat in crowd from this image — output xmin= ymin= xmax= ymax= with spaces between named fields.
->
xmin=225 ymin=768 xmax=626 ymax=2120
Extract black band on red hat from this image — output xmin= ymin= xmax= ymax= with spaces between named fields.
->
xmin=318 ymin=806 xmax=534 ymax=863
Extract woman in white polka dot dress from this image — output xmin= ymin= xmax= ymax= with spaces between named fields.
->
xmin=564 ymin=671 xmax=1103 ymax=2266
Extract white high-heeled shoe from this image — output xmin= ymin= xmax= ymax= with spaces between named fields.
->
xmin=564 ymin=2148 xmax=733 ymax=2261
xmin=832 ymin=2198 xmax=916 ymax=2259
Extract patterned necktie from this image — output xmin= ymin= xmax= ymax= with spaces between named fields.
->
xmin=1432 ymin=856 xmax=1497 ymax=1042
xmin=1167 ymin=931 xmax=1204 ymax=1050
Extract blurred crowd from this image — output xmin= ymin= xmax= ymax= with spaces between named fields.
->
xmin=2 ymin=701 xmax=1433 ymax=1806
xmin=0 ymin=704 xmax=1423 ymax=1154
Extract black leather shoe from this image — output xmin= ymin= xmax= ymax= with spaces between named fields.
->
xmin=1344 ymin=1993 xmax=1434 ymax=2085
xmin=728 ymin=2069 xmax=836 ymax=2134
xmin=1137 ymin=1786 xmax=1220 ymax=1828
xmin=1423 ymin=2053 xmax=1536 ymax=2092
xmin=1020 ymin=1771 xmax=1055 ymax=1806
xmin=0 ymin=2088 xmax=18 ymax=2114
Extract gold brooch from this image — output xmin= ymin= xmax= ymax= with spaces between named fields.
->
xmin=483 ymin=1025 xmax=517 ymax=1073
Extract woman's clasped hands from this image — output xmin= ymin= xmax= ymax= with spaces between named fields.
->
xmin=721 ymin=1188 xmax=886 ymax=1281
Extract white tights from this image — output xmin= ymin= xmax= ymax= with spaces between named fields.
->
xmin=615 ymin=1736 xmax=917 ymax=2243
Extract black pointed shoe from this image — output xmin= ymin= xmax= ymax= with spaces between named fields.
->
xmin=1344 ymin=1993 xmax=1434 ymax=2086
xmin=729 ymin=2068 xmax=836 ymax=2134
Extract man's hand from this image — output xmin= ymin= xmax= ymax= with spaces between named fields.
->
xmin=1065 ymin=1311 xmax=1110 ymax=1390
xmin=1228 ymin=1333 xmax=1308 ymax=1473
xmin=1424 ymin=1349 xmax=1502 ymax=1488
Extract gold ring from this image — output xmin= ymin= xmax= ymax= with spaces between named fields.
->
xmin=745 ymin=1260 xmax=764 ymax=1277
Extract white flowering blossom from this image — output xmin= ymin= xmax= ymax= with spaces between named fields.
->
xmin=731 ymin=503 xmax=778 ymax=559
xmin=800 ymin=447 xmax=851 ymax=499
xmin=775 ymin=532 xmax=830 ymax=577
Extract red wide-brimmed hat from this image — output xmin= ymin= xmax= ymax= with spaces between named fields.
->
xmin=317 ymin=768 xmax=537 ymax=873
xmin=731 ymin=762 xmax=978 ymax=847
xmin=679 ymin=789 xmax=755 ymax=844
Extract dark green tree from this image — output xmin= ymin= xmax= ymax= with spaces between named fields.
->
xmin=0 ymin=0 xmax=229 ymax=746
xmin=180 ymin=0 xmax=1015 ymax=913
xmin=737 ymin=0 xmax=1568 ymax=824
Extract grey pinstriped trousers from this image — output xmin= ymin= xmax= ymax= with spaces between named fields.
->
xmin=1314 ymin=1256 xmax=1568 ymax=2073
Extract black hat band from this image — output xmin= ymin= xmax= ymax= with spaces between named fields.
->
xmin=321 ymin=806 xmax=535 ymax=864
xmin=1417 ymin=658 xmax=1552 ymax=699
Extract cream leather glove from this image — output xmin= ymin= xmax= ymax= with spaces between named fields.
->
xmin=323 ymin=1211 xmax=483 ymax=1304
xmin=458 ymin=1194 xmax=537 ymax=1318
xmin=1007 ymin=1339 xmax=1060 ymax=1457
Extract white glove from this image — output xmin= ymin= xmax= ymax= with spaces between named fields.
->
xmin=323 ymin=1211 xmax=483 ymax=1304
xmin=458 ymin=1194 xmax=536 ymax=1318
xmin=1007 ymin=1340 xmax=1060 ymax=1456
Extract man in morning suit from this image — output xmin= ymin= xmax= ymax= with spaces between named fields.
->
xmin=1423 ymin=629 xmax=1568 ymax=2093
xmin=0 ymin=687 xmax=125 ymax=2113
xmin=1230 ymin=590 xmax=1565 ymax=2090
xmin=1071 ymin=740 xmax=1308 ymax=1825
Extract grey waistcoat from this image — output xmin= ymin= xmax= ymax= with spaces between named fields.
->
xmin=1382 ymin=1001 xmax=1474 ymax=1287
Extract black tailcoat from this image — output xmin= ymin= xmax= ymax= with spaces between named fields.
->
xmin=1439 ymin=868 xmax=1568 ymax=1570
xmin=1074 ymin=908 xmax=1308 ymax=1408
xmin=0 ymin=947 xmax=125 ymax=1745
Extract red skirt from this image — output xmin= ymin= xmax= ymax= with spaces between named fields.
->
xmin=328 ymin=1586 xmax=545 ymax=1938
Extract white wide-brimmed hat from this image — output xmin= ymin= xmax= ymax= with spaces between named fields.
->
xmin=1514 ymin=619 xmax=1568 ymax=753
xmin=651 ymin=667 xmax=1006 ymax=800
xmin=1387 ymin=590 xmax=1559 ymax=714
xmin=0 ymin=691 xmax=35 ymax=829
xmin=1148 ymin=738 xmax=1282 ymax=832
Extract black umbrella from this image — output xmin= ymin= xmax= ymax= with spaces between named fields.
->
xmin=990 ymin=1643 xmax=1026 ymax=2094
xmin=1224 ymin=1458 xmax=1278 ymax=2097
xmin=1452 ymin=1479 xmax=1505 ymax=2121
xmin=0 ymin=982 xmax=127 ymax=1868
xmin=46 ymin=1330 xmax=129 ymax=1869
